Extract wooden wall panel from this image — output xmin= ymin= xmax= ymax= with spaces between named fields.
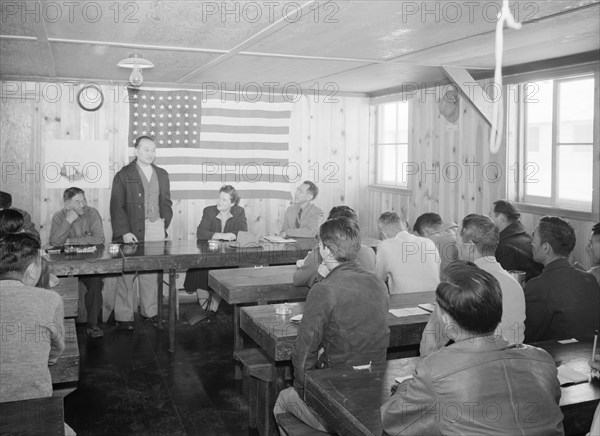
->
xmin=1 ymin=82 xmax=370 ymax=245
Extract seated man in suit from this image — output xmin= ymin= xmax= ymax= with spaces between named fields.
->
xmin=293 ymin=205 xmax=375 ymax=287
xmin=413 ymin=212 xmax=459 ymax=272
xmin=490 ymin=199 xmax=543 ymax=281
xmin=274 ymin=217 xmax=389 ymax=432
xmin=524 ymin=216 xmax=600 ymax=342
xmin=376 ymin=211 xmax=440 ymax=294
xmin=0 ymin=233 xmax=65 ymax=402
xmin=0 ymin=191 xmax=39 ymax=238
xmin=49 ymin=187 xmax=105 ymax=338
xmin=420 ymin=214 xmax=525 ymax=355
xmin=280 ymin=181 xmax=324 ymax=238
xmin=382 ymin=262 xmax=564 ymax=436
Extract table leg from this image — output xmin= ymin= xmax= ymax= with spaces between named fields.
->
xmin=157 ymin=273 xmax=163 ymax=330
xmin=168 ymin=269 xmax=177 ymax=353
xmin=234 ymin=304 xmax=244 ymax=380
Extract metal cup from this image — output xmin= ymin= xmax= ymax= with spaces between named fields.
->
xmin=508 ymin=270 xmax=526 ymax=288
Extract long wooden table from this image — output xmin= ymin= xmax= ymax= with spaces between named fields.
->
xmin=48 ymin=239 xmax=317 ymax=352
xmin=304 ymin=340 xmax=600 ymax=436
xmin=240 ymin=291 xmax=435 ymax=361
xmin=209 ymin=265 xmax=310 ymax=349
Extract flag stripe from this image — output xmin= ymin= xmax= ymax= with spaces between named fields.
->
xmin=170 ymin=173 xmax=290 ymax=183
xmin=128 ymin=148 xmax=289 ymax=160
xmin=201 ymin=108 xmax=292 ymax=119
xmin=171 ymin=181 xmax=291 ymax=191
xmin=173 ymin=189 xmax=292 ymax=200
xmin=201 ymin=124 xmax=289 ymax=135
xmin=202 ymin=116 xmax=290 ymax=127
xmin=200 ymin=141 xmax=288 ymax=151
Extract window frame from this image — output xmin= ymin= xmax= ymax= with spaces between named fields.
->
xmin=369 ymin=96 xmax=412 ymax=193
xmin=505 ymin=63 xmax=599 ymax=220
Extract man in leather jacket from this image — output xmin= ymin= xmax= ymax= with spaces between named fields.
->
xmin=382 ymin=262 xmax=564 ymax=436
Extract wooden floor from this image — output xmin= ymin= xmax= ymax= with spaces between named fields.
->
xmin=63 ymin=302 xmax=259 ymax=436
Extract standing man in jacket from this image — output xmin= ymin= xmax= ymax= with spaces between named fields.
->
xmin=110 ymin=136 xmax=173 ymax=330
xmin=490 ymin=200 xmax=543 ymax=281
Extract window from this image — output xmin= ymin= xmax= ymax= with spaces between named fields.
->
xmin=372 ymin=100 xmax=410 ymax=188
xmin=508 ymin=68 xmax=597 ymax=212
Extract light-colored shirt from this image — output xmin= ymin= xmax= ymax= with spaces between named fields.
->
xmin=0 ymin=280 xmax=65 ymax=402
xmin=375 ymin=231 xmax=440 ymax=294
xmin=474 ymin=256 xmax=526 ymax=344
xmin=419 ymin=256 xmax=526 ymax=356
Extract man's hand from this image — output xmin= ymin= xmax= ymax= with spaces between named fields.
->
xmin=65 ymin=209 xmax=78 ymax=224
xmin=280 ymin=230 xmax=288 ymax=238
xmin=123 ymin=233 xmax=138 ymax=244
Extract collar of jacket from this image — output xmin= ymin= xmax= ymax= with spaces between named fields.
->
xmin=542 ymin=257 xmax=571 ymax=272
xmin=445 ymin=334 xmax=512 ymax=353
xmin=123 ymin=158 xmax=160 ymax=176
xmin=499 ymin=220 xmax=527 ymax=240
xmin=321 ymin=260 xmax=361 ymax=280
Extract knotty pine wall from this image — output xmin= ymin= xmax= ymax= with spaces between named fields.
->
xmin=0 ymin=82 xmax=370 ymax=246
xmin=1 ymin=81 xmax=596 ymax=267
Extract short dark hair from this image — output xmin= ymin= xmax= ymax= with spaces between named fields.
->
xmin=413 ymin=213 xmax=442 ymax=235
xmin=436 ymin=261 xmax=502 ymax=335
xmin=377 ymin=211 xmax=401 ymax=227
xmin=63 ymin=187 xmax=85 ymax=202
xmin=319 ymin=217 xmax=361 ymax=262
xmin=0 ymin=233 xmax=41 ymax=276
xmin=302 ymin=181 xmax=319 ymax=200
xmin=0 ymin=191 xmax=12 ymax=209
xmin=328 ymin=206 xmax=358 ymax=222
xmin=493 ymin=200 xmax=521 ymax=221
xmin=220 ymin=185 xmax=240 ymax=206
xmin=134 ymin=135 xmax=155 ymax=148
xmin=537 ymin=216 xmax=576 ymax=257
xmin=460 ymin=214 xmax=499 ymax=256
xmin=0 ymin=209 xmax=25 ymax=236
xmin=592 ymin=222 xmax=600 ymax=237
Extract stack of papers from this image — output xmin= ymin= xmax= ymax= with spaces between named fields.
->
xmin=557 ymin=365 xmax=588 ymax=386
xmin=389 ymin=307 xmax=430 ymax=317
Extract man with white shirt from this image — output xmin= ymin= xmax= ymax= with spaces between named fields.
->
xmin=110 ymin=136 xmax=173 ymax=330
xmin=420 ymin=214 xmax=526 ymax=356
xmin=375 ymin=211 xmax=440 ymax=294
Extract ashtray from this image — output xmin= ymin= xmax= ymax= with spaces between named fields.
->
xmin=275 ymin=303 xmax=292 ymax=315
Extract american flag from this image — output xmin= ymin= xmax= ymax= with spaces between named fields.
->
xmin=128 ymin=88 xmax=293 ymax=200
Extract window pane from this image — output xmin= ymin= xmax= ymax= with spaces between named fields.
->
xmin=379 ymin=103 xmax=398 ymax=143
xmin=377 ymin=144 xmax=397 ymax=185
xmin=397 ymin=101 xmax=409 ymax=143
xmin=558 ymin=77 xmax=594 ymax=144
xmin=557 ymin=144 xmax=593 ymax=204
xmin=396 ymin=143 xmax=409 ymax=187
xmin=525 ymin=80 xmax=553 ymax=198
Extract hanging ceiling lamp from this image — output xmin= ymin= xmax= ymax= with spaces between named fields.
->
xmin=117 ymin=53 xmax=154 ymax=86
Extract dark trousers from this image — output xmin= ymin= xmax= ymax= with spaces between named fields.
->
xmin=80 ymin=276 xmax=103 ymax=326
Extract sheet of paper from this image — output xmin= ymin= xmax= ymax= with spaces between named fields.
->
xmin=418 ymin=303 xmax=435 ymax=313
xmin=264 ymin=236 xmax=297 ymax=243
xmin=389 ymin=307 xmax=430 ymax=317
xmin=557 ymin=365 xmax=588 ymax=386
xmin=558 ymin=338 xmax=578 ymax=344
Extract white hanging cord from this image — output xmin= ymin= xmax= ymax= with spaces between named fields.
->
xmin=489 ymin=0 xmax=522 ymax=154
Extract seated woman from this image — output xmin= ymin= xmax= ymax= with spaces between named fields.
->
xmin=184 ymin=185 xmax=248 ymax=311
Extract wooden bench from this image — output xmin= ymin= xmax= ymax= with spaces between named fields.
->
xmin=276 ymin=413 xmax=334 ymax=436
xmin=49 ymin=319 xmax=79 ymax=385
xmin=51 ymin=277 xmax=78 ymax=318
xmin=0 ymin=396 xmax=65 ymax=435
xmin=234 ymin=348 xmax=279 ymax=436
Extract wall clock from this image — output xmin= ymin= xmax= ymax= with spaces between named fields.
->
xmin=77 ymin=84 xmax=104 ymax=112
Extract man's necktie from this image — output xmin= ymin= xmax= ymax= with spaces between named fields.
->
xmin=295 ymin=208 xmax=302 ymax=228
